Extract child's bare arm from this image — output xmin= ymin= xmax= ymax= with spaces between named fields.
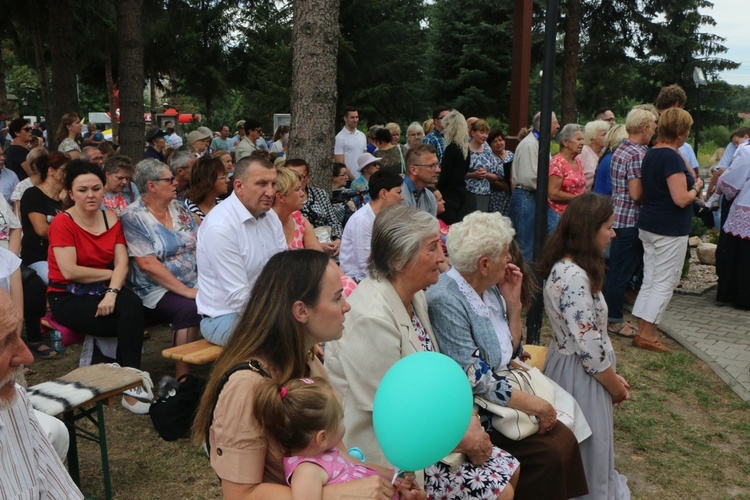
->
xmin=290 ymin=462 xmax=329 ymax=500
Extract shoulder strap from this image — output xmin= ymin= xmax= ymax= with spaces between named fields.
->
xmin=102 ymin=210 xmax=110 ymax=230
xmin=205 ymin=360 xmax=270 ymax=455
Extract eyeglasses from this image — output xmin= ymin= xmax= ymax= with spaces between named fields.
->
xmin=437 ymin=115 xmax=449 ymax=121
xmin=413 ymin=163 xmax=440 ymax=170
xmin=153 ymin=177 xmax=175 ymax=184
xmin=22 ymin=127 xmax=32 ymax=132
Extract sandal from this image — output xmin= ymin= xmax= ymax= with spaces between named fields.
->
xmin=607 ymin=322 xmax=637 ymax=338
xmin=28 ymin=342 xmax=59 ymax=359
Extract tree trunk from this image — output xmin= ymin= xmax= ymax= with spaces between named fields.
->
xmin=289 ymin=0 xmax=341 ymax=193
xmin=30 ymin=8 xmax=51 ymax=127
xmin=104 ymin=38 xmax=119 ymax=141
xmin=48 ymin=0 xmax=79 ymax=150
xmin=0 ymin=48 xmax=8 ymax=115
xmin=150 ymin=70 xmax=157 ymax=121
xmin=561 ymin=0 xmax=580 ymax=125
xmin=116 ymin=0 xmax=145 ymax=161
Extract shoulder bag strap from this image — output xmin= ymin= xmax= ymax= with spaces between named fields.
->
xmin=205 ymin=360 xmax=270 ymax=455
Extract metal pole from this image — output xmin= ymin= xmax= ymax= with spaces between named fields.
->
xmin=526 ymin=0 xmax=559 ymax=345
xmin=694 ymin=86 xmax=701 ymax=160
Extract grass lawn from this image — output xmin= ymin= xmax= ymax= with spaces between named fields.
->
xmin=23 ymin=313 xmax=750 ymax=499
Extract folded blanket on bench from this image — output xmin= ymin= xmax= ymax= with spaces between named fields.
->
xmin=28 ymin=363 xmax=153 ymax=416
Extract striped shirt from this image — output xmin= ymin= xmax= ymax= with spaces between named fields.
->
xmin=0 ymin=384 xmax=83 ymax=499
xmin=610 ymin=138 xmax=648 ymax=229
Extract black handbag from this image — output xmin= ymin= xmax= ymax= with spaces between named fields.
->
xmin=149 ymin=374 xmax=207 ymax=441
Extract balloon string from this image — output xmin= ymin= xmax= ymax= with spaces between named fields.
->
xmin=391 ymin=468 xmax=402 ymax=485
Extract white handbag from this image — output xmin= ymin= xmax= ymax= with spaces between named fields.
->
xmin=474 ymin=363 xmax=555 ymax=441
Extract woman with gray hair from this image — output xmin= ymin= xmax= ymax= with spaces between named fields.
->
xmin=548 ymin=123 xmax=586 ymax=231
xmin=579 ymin=120 xmax=610 ymax=190
xmin=426 ymin=211 xmax=588 ymax=499
xmin=327 ymin=205 xmax=521 ymax=500
xmin=120 ymin=158 xmax=201 ymax=378
xmin=405 ymin=121 xmax=425 ymax=149
xmin=436 ymin=110 xmax=471 ymax=224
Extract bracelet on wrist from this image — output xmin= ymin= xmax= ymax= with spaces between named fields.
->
xmin=106 ymin=288 xmax=120 ymax=294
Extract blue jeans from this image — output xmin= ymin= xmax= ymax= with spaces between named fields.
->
xmin=509 ymin=188 xmax=537 ymax=262
xmin=603 ymin=226 xmax=643 ymax=323
xmin=200 ymin=313 xmax=240 ymax=346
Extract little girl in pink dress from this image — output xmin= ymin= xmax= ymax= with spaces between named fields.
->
xmin=253 ymin=377 xmax=422 ymax=499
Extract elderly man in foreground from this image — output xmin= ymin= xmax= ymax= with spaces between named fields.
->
xmin=0 ymin=288 xmax=83 ymax=499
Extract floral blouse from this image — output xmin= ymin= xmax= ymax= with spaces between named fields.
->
xmin=120 ymin=198 xmax=198 ymax=308
xmin=466 ymin=143 xmax=501 ymax=196
xmin=351 ymin=175 xmax=371 ymax=207
xmin=548 ymin=153 xmax=586 ymax=214
xmin=543 ymin=260 xmax=612 ymax=375
xmin=58 ymin=138 xmax=81 ymax=155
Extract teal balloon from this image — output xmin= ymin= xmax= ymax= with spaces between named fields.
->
xmin=373 ymin=351 xmax=473 ymax=471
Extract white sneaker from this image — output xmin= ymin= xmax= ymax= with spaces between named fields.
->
xmin=122 ymin=385 xmax=152 ymax=415
xmin=122 ymin=395 xmax=151 ymax=414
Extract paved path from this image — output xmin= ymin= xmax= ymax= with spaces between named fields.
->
xmin=658 ymin=292 xmax=750 ymax=401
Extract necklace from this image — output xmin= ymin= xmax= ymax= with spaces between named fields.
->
xmin=74 ymin=206 xmax=100 ymax=233
xmin=145 ymin=202 xmax=171 ymax=226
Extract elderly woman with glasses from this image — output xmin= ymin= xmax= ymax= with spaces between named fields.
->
xmin=426 ymin=211 xmax=588 ymax=500
xmin=327 ymin=205 xmax=520 ymax=500
xmin=405 ymin=121 xmax=425 ymax=150
xmin=120 ymin=159 xmax=201 ymax=378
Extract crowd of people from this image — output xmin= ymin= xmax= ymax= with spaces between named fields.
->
xmin=1 ymin=80 xmax=748 ymax=499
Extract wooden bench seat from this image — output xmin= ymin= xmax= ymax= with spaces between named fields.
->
xmin=162 ymin=339 xmax=223 ymax=365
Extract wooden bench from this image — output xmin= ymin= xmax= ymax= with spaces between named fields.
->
xmin=29 ymin=364 xmax=148 ymax=500
xmin=162 ymin=339 xmax=223 ymax=365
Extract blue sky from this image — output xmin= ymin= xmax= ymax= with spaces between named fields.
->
xmin=708 ymin=2 xmax=750 ymax=86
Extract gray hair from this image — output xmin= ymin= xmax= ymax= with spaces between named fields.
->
xmin=170 ymin=150 xmax=193 ymax=175
xmin=558 ymin=123 xmax=584 ymax=145
xmin=406 ymin=121 xmax=424 ymax=136
xmin=368 ymin=205 xmax=439 ymax=281
xmin=532 ymin=111 xmax=557 ymax=131
xmin=583 ymin=120 xmax=610 ymax=145
xmin=103 ymin=155 xmax=135 ymax=175
xmin=133 ymin=158 xmax=169 ymax=194
xmin=81 ymin=146 xmax=98 ymax=160
xmin=448 ymin=212 xmax=515 ymax=274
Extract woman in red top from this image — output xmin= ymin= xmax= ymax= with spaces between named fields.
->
xmin=47 ymin=160 xmax=147 ymax=413
xmin=548 ymin=123 xmax=586 ymax=231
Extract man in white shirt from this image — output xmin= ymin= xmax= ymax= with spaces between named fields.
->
xmin=334 ymin=106 xmax=367 ymax=179
xmin=196 ymin=156 xmax=286 ymax=346
xmin=0 ymin=288 xmax=83 ymax=499
xmin=340 ymin=171 xmax=404 ymax=281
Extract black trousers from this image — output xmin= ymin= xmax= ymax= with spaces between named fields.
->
xmin=21 ymin=265 xmax=46 ymax=343
xmin=48 ymin=288 xmax=145 ymax=368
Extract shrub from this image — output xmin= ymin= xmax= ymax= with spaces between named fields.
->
xmin=691 ymin=216 xmax=708 ymax=238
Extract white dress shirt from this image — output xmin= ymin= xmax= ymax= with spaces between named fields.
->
xmin=1 ymin=385 xmax=83 ymax=499
xmin=339 ymin=203 xmax=375 ymax=281
xmin=196 ymin=192 xmax=286 ymax=317
xmin=334 ymin=127 xmax=367 ymax=174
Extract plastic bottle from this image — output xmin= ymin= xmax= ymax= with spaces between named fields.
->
xmin=50 ymin=330 xmax=65 ymax=353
